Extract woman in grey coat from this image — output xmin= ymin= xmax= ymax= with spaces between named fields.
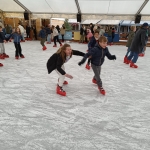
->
xmin=124 ymin=26 xmax=136 ymax=63
xmin=126 ymin=23 xmax=149 ymax=68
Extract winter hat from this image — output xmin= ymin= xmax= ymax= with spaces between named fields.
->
xmin=142 ymin=22 xmax=148 ymax=27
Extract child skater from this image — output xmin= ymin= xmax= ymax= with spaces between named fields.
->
xmin=124 ymin=26 xmax=136 ymax=63
xmin=8 ymin=27 xmax=25 ymax=59
xmin=39 ymin=26 xmax=47 ymax=50
xmin=0 ymin=26 xmax=9 ymax=61
xmin=52 ymin=25 xmax=62 ymax=47
xmin=126 ymin=23 xmax=148 ymax=68
xmin=85 ymin=30 xmax=99 ymax=70
xmin=78 ymin=36 xmax=116 ymax=95
xmin=47 ymin=44 xmax=85 ymax=96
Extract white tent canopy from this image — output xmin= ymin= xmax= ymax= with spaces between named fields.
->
xmin=98 ymin=20 xmax=121 ymax=25
xmin=0 ymin=0 xmax=150 ymax=20
xmin=81 ymin=19 xmax=100 ymax=24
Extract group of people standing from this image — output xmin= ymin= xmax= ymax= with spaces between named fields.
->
xmin=79 ymin=23 xmax=115 ymax=44
xmin=38 ymin=24 xmax=66 ymax=50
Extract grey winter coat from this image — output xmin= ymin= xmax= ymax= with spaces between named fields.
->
xmin=130 ymin=27 xmax=147 ymax=53
xmin=126 ymin=31 xmax=135 ymax=47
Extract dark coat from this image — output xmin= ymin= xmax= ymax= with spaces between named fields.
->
xmin=130 ymin=27 xmax=147 ymax=53
xmin=88 ymin=36 xmax=97 ymax=51
xmin=126 ymin=31 xmax=135 ymax=47
xmin=47 ymin=50 xmax=85 ymax=75
xmin=26 ymin=26 xmax=30 ymax=33
xmin=46 ymin=27 xmax=51 ymax=34
xmin=0 ymin=31 xmax=5 ymax=43
xmin=39 ymin=29 xmax=46 ymax=38
xmin=80 ymin=27 xmax=86 ymax=35
xmin=84 ymin=43 xmax=115 ymax=66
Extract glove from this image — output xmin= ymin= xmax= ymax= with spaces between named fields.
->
xmin=78 ymin=58 xmax=86 ymax=66
xmin=112 ymin=55 xmax=116 ymax=60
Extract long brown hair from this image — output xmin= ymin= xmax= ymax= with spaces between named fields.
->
xmin=56 ymin=44 xmax=72 ymax=63
xmin=15 ymin=27 xmax=21 ymax=34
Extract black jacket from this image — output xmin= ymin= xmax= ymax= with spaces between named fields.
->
xmin=80 ymin=27 xmax=86 ymax=35
xmin=26 ymin=26 xmax=30 ymax=33
xmin=130 ymin=27 xmax=147 ymax=53
xmin=47 ymin=50 xmax=85 ymax=75
xmin=83 ymin=43 xmax=115 ymax=66
xmin=0 ymin=31 xmax=5 ymax=43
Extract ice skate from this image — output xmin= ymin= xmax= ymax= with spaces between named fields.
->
xmin=0 ymin=63 xmax=3 ymax=67
xmin=85 ymin=64 xmax=90 ymax=70
xmin=56 ymin=85 xmax=66 ymax=96
xmin=130 ymin=62 xmax=138 ymax=68
xmin=98 ymin=87 xmax=106 ymax=95
xmin=92 ymin=78 xmax=97 ymax=84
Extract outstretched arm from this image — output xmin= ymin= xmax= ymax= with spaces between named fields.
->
xmin=72 ymin=50 xmax=85 ymax=56
xmin=106 ymin=48 xmax=116 ymax=60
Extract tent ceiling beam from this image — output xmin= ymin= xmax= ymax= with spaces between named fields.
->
xmin=13 ymin=0 xmax=31 ymax=13
xmin=136 ymin=0 xmax=149 ymax=15
xmin=74 ymin=0 xmax=81 ymax=14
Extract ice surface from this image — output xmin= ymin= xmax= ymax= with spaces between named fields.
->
xmin=0 ymin=41 xmax=150 ymax=150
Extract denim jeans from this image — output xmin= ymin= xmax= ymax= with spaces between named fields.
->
xmin=47 ymin=34 xmax=51 ymax=43
xmin=127 ymin=51 xmax=139 ymax=63
xmin=125 ymin=47 xmax=131 ymax=57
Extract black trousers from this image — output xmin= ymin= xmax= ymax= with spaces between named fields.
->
xmin=61 ymin=34 xmax=64 ymax=42
xmin=87 ymin=58 xmax=91 ymax=65
xmin=54 ymin=36 xmax=61 ymax=45
xmin=27 ymin=32 xmax=30 ymax=38
xmin=14 ymin=43 xmax=23 ymax=57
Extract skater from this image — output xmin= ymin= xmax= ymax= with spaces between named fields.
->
xmin=139 ymin=27 xmax=149 ymax=57
xmin=60 ymin=25 xmax=66 ymax=42
xmin=47 ymin=44 xmax=85 ymax=96
xmin=46 ymin=24 xmax=51 ymax=44
xmin=26 ymin=24 xmax=30 ymax=39
xmin=18 ymin=23 xmax=25 ymax=42
xmin=126 ymin=22 xmax=149 ymax=68
xmin=107 ymin=27 xmax=112 ymax=45
xmin=79 ymin=25 xmax=86 ymax=43
xmin=85 ymin=30 xmax=99 ymax=70
xmin=8 ymin=27 xmax=25 ymax=59
xmin=78 ymin=36 xmax=116 ymax=95
xmin=0 ymin=26 xmax=9 ymax=60
xmin=124 ymin=26 xmax=136 ymax=63
xmin=111 ymin=27 xmax=115 ymax=44
xmin=39 ymin=26 xmax=47 ymax=50
xmin=52 ymin=25 xmax=62 ymax=47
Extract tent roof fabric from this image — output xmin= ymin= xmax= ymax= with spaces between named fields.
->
xmin=98 ymin=20 xmax=121 ymax=25
xmin=81 ymin=19 xmax=100 ymax=24
xmin=0 ymin=0 xmax=150 ymax=18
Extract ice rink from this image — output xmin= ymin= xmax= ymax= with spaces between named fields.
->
xmin=0 ymin=41 xmax=150 ymax=150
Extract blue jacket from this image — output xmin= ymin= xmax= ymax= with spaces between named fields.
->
xmin=45 ymin=27 xmax=51 ymax=34
xmin=84 ymin=43 xmax=115 ymax=66
xmin=0 ymin=31 xmax=5 ymax=43
xmin=39 ymin=29 xmax=46 ymax=38
xmin=9 ymin=33 xmax=22 ymax=43
xmin=88 ymin=36 xmax=97 ymax=51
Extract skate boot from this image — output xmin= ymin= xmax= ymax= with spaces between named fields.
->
xmin=92 ymin=78 xmax=97 ymax=84
xmin=98 ymin=86 xmax=106 ymax=95
xmin=53 ymin=45 xmax=57 ymax=47
xmin=3 ymin=53 xmax=9 ymax=58
xmin=124 ymin=56 xmax=127 ymax=63
xmin=130 ymin=62 xmax=138 ymax=68
xmin=139 ymin=53 xmax=144 ymax=57
xmin=43 ymin=46 xmax=47 ymax=50
xmin=0 ymin=54 xmax=5 ymax=59
xmin=0 ymin=63 xmax=3 ymax=67
xmin=20 ymin=54 xmax=25 ymax=58
xmin=60 ymin=44 xmax=63 ymax=46
xmin=56 ymin=85 xmax=66 ymax=96
xmin=63 ymin=81 xmax=68 ymax=85
xmin=15 ymin=56 xmax=19 ymax=59
xmin=85 ymin=64 xmax=90 ymax=70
